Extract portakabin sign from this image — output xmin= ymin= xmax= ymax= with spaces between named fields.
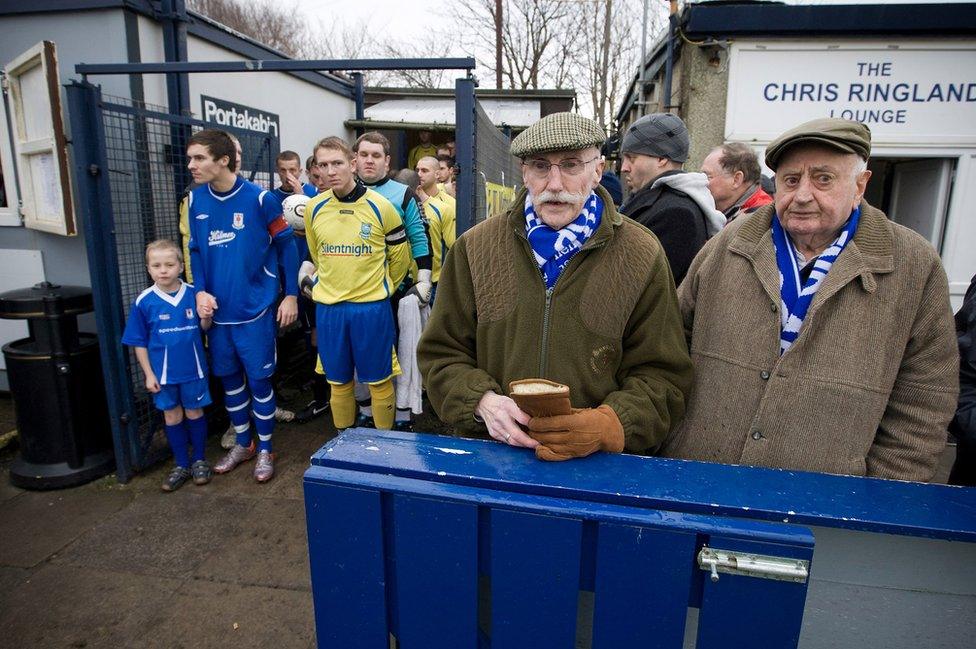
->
xmin=201 ymin=95 xmax=280 ymax=138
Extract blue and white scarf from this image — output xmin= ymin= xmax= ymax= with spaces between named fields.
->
xmin=772 ymin=207 xmax=861 ymax=354
xmin=525 ymin=192 xmax=603 ymax=290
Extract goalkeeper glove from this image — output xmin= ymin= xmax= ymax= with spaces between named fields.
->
xmin=298 ymin=261 xmax=317 ymax=300
xmin=406 ymin=268 xmax=433 ymax=305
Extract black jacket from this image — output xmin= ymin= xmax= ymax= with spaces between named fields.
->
xmin=952 ymin=275 xmax=976 ymax=444
xmin=619 ymin=170 xmax=708 ymax=286
xmin=950 ymin=274 xmax=976 ymax=485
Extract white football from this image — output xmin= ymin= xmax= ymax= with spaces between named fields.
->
xmin=282 ymin=194 xmax=309 ymax=231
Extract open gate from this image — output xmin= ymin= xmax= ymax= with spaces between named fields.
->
xmin=66 ymin=81 xmax=278 ymax=481
xmin=66 ymin=58 xmax=477 ymax=482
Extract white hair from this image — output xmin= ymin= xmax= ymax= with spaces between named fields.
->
xmin=852 ymin=156 xmax=868 ymax=179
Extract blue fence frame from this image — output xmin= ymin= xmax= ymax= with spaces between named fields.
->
xmin=66 ymin=80 xmax=135 ymax=477
xmin=314 ymin=431 xmax=973 ymax=647
xmin=304 ymin=429 xmax=976 ymax=648
xmin=455 ymin=77 xmax=477 ymax=236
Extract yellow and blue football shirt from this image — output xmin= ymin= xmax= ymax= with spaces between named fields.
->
xmin=304 ymin=181 xmax=410 ymax=304
xmin=424 ymin=189 xmax=457 ymax=283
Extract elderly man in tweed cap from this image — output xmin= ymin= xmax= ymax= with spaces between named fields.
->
xmin=419 ymin=112 xmax=693 ymax=461
xmin=662 ymin=117 xmax=958 ymax=481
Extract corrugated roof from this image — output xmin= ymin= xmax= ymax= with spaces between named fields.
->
xmin=361 ymin=97 xmax=541 ymax=129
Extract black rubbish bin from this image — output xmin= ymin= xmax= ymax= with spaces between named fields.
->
xmin=0 ymin=282 xmax=114 ymax=489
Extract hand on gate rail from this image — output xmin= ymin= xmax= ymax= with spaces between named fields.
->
xmin=475 ymin=391 xmax=537 ymax=449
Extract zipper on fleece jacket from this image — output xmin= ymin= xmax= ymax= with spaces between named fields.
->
xmin=540 ymin=287 xmax=553 ymax=376
xmin=514 ymin=222 xmax=611 ymax=378
xmin=532 ymin=238 xmax=609 ymax=377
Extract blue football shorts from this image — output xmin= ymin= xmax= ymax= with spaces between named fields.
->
xmin=207 ymin=307 xmax=277 ymax=379
xmin=153 ymin=376 xmax=212 ymax=411
xmin=316 ymin=300 xmax=394 ymax=385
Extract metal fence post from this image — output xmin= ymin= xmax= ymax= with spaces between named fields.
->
xmin=352 ymin=72 xmax=365 ymax=138
xmin=454 ymin=77 xmax=476 ymax=236
xmin=66 ymin=81 xmax=138 ymax=482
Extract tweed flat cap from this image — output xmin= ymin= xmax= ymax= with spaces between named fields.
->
xmin=511 ymin=112 xmax=607 ymax=158
xmin=765 ymin=118 xmax=871 ymax=170
xmin=620 ymin=113 xmax=689 ymax=162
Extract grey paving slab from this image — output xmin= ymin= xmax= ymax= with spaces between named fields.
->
xmin=0 ymin=466 xmax=25 ymax=502
xmin=265 ymin=432 xmax=332 ymax=501
xmin=0 ymin=565 xmax=30 ymax=594
xmin=146 ymin=577 xmax=316 ymax=649
xmin=195 ymin=497 xmax=311 ymax=592
xmin=800 ymin=580 xmax=976 ymax=649
xmin=0 ymin=562 xmax=183 ymax=648
xmin=0 ymin=486 xmax=134 ymax=568
xmin=57 ymin=490 xmax=254 ymax=579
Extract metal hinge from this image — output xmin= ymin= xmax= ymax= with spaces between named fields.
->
xmin=698 ymin=546 xmax=809 ymax=584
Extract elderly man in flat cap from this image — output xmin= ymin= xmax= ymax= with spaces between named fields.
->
xmin=662 ymin=117 xmax=958 ymax=481
xmin=418 ymin=112 xmax=693 ymax=461
xmin=619 ymin=113 xmax=726 ymax=285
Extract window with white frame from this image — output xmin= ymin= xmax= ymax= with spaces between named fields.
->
xmin=3 ymin=40 xmax=75 ymax=235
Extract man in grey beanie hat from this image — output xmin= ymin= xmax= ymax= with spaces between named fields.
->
xmin=419 ymin=112 xmax=692 ymax=463
xmin=619 ymin=113 xmax=725 ymax=285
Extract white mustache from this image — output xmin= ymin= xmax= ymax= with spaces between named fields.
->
xmin=535 ymin=190 xmax=588 ymax=204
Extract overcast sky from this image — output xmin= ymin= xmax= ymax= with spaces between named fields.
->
xmin=299 ymin=0 xmax=972 ymax=46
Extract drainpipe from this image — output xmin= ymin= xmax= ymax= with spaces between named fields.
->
xmin=639 ymin=0 xmax=648 ymax=117
xmin=663 ymin=0 xmax=677 ymax=112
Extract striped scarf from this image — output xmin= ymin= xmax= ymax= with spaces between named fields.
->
xmin=772 ymin=207 xmax=861 ymax=354
xmin=525 ymin=191 xmax=603 ymax=290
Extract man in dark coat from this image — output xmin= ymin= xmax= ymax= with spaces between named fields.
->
xmin=619 ymin=113 xmax=725 ymax=285
xmin=950 ymin=274 xmax=976 ymax=486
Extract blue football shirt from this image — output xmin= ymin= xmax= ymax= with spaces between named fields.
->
xmin=121 ymin=282 xmax=208 ymax=384
xmin=187 ymin=176 xmax=293 ymax=324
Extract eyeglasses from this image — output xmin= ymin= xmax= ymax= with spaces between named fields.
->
xmin=522 ymin=156 xmax=600 ymax=178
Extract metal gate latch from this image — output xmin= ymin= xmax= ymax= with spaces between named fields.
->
xmin=698 ymin=546 xmax=809 ymax=584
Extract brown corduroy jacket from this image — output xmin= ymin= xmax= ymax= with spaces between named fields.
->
xmin=661 ymin=200 xmax=959 ymax=481
xmin=418 ymin=186 xmax=694 ymax=453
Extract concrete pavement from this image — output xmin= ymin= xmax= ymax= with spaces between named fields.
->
xmin=0 ymin=391 xmax=334 ymax=649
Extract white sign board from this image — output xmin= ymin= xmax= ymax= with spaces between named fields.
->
xmin=726 ymin=41 xmax=976 ymax=146
xmin=0 ymin=249 xmax=44 ymax=371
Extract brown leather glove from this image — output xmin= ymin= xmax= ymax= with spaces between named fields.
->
xmin=527 ymin=405 xmax=625 ymax=462
xmin=508 ymin=379 xmax=572 ymax=418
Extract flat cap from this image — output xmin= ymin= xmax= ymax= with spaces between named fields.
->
xmin=511 ymin=112 xmax=606 ymax=158
xmin=620 ymin=113 xmax=689 ymax=163
xmin=765 ymin=118 xmax=871 ymax=170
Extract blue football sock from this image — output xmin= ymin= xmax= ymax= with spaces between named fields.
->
xmin=249 ymin=375 xmax=276 ymax=453
xmin=186 ymin=415 xmax=208 ymax=463
xmin=165 ymin=420 xmax=190 ymax=468
xmin=221 ymin=371 xmax=252 ymax=447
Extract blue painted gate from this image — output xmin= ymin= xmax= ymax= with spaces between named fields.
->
xmin=304 ymin=430 xmax=816 ymax=648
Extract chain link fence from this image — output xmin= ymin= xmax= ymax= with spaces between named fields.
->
xmin=473 ymin=102 xmax=522 ymax=224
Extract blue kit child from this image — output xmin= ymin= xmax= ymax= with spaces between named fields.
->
xmin=122 ymin=239 xmax=213 ymax=492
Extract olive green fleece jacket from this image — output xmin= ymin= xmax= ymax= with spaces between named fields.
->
xmin=417 ymin=186 xmax=694 ymax=453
